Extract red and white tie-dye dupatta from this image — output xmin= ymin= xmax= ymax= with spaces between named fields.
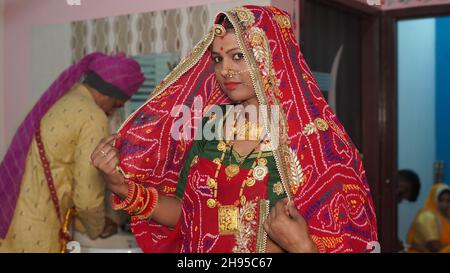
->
xmin=115 ymin=5 xmax=378 ymax=253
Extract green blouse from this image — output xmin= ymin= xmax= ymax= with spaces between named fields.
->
xmin=175 ymin=106 xmax=287 ymax=208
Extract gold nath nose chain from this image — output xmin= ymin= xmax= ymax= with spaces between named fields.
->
xmin=226 ymin=69 xmax=245 ymax=78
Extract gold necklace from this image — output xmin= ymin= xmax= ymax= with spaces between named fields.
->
xmin=207 ymin=142 xmax=263 ymax=235
xmin=224 ymin=113 xmax=264 ymax=179
xmin=234 ymin=120 xmax=264 ymax=141
xmin=224 ymin=140 xmax=261 ymax=180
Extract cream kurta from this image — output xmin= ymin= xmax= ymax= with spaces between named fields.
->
xmin=0 ymin=84 xmax=108 ymax=252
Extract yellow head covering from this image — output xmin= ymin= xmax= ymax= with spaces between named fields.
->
xmin=407 ymin=183 xmax=450 ymax=252
xmin=424 ymin=183 xmax=450 ymax=212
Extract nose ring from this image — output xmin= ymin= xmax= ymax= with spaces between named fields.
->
xmin=227 ymin=69 xmax=237 ymax=78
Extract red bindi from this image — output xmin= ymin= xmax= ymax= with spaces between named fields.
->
xmin=220 ymin=46 xmax=224 ymax=51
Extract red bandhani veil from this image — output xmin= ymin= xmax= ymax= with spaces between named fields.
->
xmin=115 ymin=5 xmax=378 ymax=253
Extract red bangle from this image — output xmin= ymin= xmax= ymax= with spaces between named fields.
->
xmin=132 ymin=187 xmax=159 ymax=221
xmin=111 ymin=180 xmax=159 ymax=220
xmin=134 ymin=185 xmax=151 ymax=215
xmin=111 ymin=179 xmax=136 ymax=210
xmin=127 ymin=184 xmax=146 ymax=214
xmin=124 ymin=183 xmax=143 ymax=214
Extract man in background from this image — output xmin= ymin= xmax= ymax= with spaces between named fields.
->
xmin=396 ymin=169 xmax=422 ymax=252
xmin=0 ymin=52 xmax=145 ymax=252
xmin=397 ymin=169 xmax=421 ymax=203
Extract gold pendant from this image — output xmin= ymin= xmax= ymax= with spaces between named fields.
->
xmin=245 ymin=177 xmax=256 ymax=187
xmin=225 ymin=164 xmax=240 ymax=179
xmin=218 ymin=205 xmax=239 ymax=235
xmin=207 ymin=198 xmax=216 ymax=208
xmin=207 ymin=178 xmax=217 ymax=189
xmin=314 ymin=118 xmax=329 ymax=131
xmin=217 ymin=141 xmax=227 ymax=152
xmin=253 ymin=165 xmax=268 ymax=180
xmin=257 ymin=158 xmax=267 ymax=166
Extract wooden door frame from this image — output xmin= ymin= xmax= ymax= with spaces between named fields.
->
xmin=379 ymin=3 xmax=450 ymax=252
xmin=300 ymin=0 xmax=450 ymax=252
xmin=299 ymin=0 xmax=393 ymax=251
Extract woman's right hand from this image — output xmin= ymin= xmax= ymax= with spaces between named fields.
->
xmin=91 ymin=135 xmax=182 ymax=227
xmin=91 ymin=134 xmax=126 ymax=193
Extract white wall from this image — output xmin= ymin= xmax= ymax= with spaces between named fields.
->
xmin=397 ymin=18 xmax=436 ymax=244
xmin=31 ymin=24 xmax=72 ymax=103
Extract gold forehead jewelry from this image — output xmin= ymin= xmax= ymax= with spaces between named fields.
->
xmin=213 ymin=24 xmax=226 ymax=37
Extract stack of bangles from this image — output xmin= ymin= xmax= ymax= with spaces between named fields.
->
xmin=111 ymin=179 xmax=159 ymax=221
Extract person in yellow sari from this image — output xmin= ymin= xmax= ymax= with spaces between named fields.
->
xmin=406 ymin=183 xmax=450 ymax=252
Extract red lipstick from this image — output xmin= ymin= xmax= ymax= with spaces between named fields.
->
xmin=224 ymin=82 xmax=240 ymax=91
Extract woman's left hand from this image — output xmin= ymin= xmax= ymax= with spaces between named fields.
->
xmin=264 ymin=198 xmax=317 ymax=253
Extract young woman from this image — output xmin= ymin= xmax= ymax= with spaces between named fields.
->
xmin=407 ymin=183 xmax=450 ymax=253
xmin=92 ymin=5 xmax=378 ymax=253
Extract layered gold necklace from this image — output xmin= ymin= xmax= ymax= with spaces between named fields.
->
xmin=224 ymin=140 xmax=262 ymax=180
xmin=206 ymin=112 xmax=269 ymax=235
xmin=234 ymin=119 xmax=265 ymax=141
xmin=224 ymin=114 xmax=265 ymax=180
xmin=207 ymin=141 xmax=266 ymax=235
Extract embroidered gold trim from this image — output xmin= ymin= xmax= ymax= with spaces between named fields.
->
xmin=256 ymin=199 xmax=270 ymax=253
xmin=233 ymin=199 xmax=258 ymax=253
xmin=222 ymin=9 xmax=293 ymax=201
xmin=288 ymin=147 xmax=305 ymax=195
xmin=232 ymin=6 xmax=255 ymax=28
xmin=302 ymin=118 xmax=329 ymax=136
xmin=273 ymin=181 xmax=285 ymax=196
xmin=314 ymin=118 xmax=329 ymax=131
xmin=273 ymin=15 xmax=291 ymax=29
xmin=302 ymin=122 xmax=318 ymax=136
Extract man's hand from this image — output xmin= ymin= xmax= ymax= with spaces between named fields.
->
xmin=99 ymin=217 xmax=119 ymax=239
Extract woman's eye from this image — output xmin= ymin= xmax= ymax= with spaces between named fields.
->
xmin=233 ymin=53 xmax=244 ymax=61
xmin=212 ymin=56 xmax=222 ymax=63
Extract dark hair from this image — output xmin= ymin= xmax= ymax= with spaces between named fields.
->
xmin=398 ymin=169 xmax=421 ymax=202
xmin=83 ymin=71 xmax=129 ymax=100
xmin=217 ymin=14 xmax=234 ymax=30
xmin=438 ymin=189 xmax=450 ymax=201
xmin=210 ymin=15 xmax=235 ymax=53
